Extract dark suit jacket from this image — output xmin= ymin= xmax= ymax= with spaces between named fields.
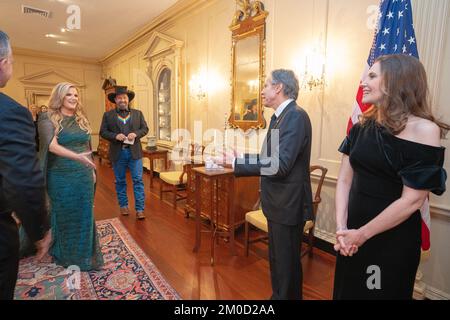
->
xmin=234 ymin=101 xmax=313 ymax=226
xmin=0 ymin=93 xmax=49 ymax=242
xmin=99 ymin=108 xmax=149 ymax=163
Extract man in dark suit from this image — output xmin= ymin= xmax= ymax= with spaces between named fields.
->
xmin=100 ymin=86 xmax=149 ymax=219
xmin=0 ymin=30 xmax=51 ymax=300
xmin=226 ymin=69 xmax=313 ymax=299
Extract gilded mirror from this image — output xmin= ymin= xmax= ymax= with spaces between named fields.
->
xmin=229 ymin=0 xmax=268 ymax=131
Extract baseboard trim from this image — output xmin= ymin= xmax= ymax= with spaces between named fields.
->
xmin=310 ymin=236 xmax=335 ymax=256
xmin=303 ymin=233 xmax=336 ymax=256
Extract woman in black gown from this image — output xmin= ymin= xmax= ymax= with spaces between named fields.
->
xmin=333 ymin=54 xmax=449 ymax=299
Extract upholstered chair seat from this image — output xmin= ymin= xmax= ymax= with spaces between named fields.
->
xmin=244 ymin=165 xmax=328 ymax=258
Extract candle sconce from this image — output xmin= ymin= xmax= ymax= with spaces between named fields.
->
xmin=299 ymin=43 xmax=326 ymax=91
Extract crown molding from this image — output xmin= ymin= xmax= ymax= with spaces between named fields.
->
xmin=100 ymin=0 xmax=215 ymax=64
xmin=12 ymin=47 xmax=101 ymax=65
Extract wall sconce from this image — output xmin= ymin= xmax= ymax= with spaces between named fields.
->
xmin=304 ymin=70 xmax=325 ymax=91
xmin=299 ymin=44 xmax=326 ymax=91
xmin=189 ymin=74 xmax=207 ymax=100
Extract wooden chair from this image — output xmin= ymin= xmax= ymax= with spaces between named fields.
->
xmin=159 ymin=143 xmax=204 ymax=209
xmin=244 ymin=165 xmax=328 ymax=257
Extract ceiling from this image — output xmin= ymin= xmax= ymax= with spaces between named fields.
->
xmin=0 ymin=0 xmax=179 ymax=60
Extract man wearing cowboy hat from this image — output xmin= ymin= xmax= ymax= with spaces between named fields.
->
xmin=100 ymin=86 xmax=149 ymax=219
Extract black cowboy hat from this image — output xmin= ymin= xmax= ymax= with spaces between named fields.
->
xmin=107 ymin=86 xmax=135 ymax=103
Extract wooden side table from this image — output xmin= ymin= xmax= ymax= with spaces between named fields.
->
xmin=142 ymin=148 xmax=169 ymax=188
xmin=192 ymin=166 xmax=236 ymax=265
xmin=184 ymin=155 xmax=205 ymax=218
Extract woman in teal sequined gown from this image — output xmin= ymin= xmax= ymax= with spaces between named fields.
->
xmin=38 ymin=82 xmax=103 ymax=271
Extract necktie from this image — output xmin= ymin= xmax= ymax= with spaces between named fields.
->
xmin=266 ymin=114 xmax=277 ymax=150
xmin=269 ymin=114 xmax=277 ymax=129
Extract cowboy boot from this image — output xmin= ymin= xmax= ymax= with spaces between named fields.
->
xmin=120 ymin=207 xmax=130 ymax=216
xmin=136 ymin=210 xmax=146 ymax=220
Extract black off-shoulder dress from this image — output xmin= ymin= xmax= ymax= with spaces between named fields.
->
xmin=333 ymin=120 xmax=447 ymax=300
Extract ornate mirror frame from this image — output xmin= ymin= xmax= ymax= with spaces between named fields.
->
xmin=229 ymin=0 xmax=268 ymax=131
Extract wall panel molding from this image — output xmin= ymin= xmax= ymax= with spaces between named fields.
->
xmin=426 ymin=285 xmax=450 ymax=300
xmin=311 ymin=174 xmax=450 ymax=224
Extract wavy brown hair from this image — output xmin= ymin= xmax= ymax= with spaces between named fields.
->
xmin=47 ymin=82 xmax=92 ymax=134
xmin=360 ymin=54 xmax=449 ymax=138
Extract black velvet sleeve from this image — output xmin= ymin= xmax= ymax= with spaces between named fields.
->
xmin=398 ymin=146 xmax=447 ymax=195
xmin=338 ymin=123 xmax=360 ymax=155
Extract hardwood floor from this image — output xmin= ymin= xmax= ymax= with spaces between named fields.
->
xmin=93 ymin=158 xmax=336 ymax=300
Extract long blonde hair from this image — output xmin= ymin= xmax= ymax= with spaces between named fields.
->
xmin=360 ymin=54 xmax=450 ymax=138
xmin=47 ymin=82 xmax=92 ymax=134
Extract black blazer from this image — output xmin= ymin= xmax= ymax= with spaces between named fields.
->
xmin=99 ymin=108 xmax=149 ymax=163
xmin=0 ymin=93 xmax=49 ymax=242
xmin=234 ymin=101 xmax=313 ymax=226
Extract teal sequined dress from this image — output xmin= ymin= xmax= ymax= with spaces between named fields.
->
xmin=45 ymin=115 xmax=103 ymax=271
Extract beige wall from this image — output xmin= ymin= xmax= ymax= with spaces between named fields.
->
xmin=2 ymin=50 xmax=104 ymax=148
xmin=102 ymin=0 xmax=450 ymax=298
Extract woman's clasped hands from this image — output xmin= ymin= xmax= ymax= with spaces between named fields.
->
xmin=334 ymin=228 xmax=369 ymax=257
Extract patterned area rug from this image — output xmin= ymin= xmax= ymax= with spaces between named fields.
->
xmin=14 ymin=218 xmax=180 ymax=300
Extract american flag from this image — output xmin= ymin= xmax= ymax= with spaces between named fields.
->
xmin=347 ymin=0 xmax=431 ymax=250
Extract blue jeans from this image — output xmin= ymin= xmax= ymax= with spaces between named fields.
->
xmin=112 ymin=148 xmax=145 ymax=211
